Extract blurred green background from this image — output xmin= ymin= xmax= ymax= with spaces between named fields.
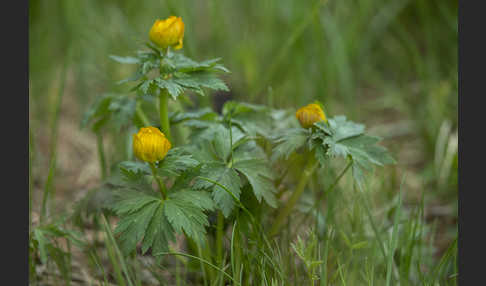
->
xmin=29 ymin=0 xmax=457 ymax=252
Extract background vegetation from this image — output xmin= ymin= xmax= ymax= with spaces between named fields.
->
xmin=29 ymin=0 xmax=457 ymax=284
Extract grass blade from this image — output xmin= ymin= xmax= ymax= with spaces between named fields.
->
xmin=100 ymin=214 xmax=134 ymax=286
xmin=385 ymin=175 xmax=405 ymax=286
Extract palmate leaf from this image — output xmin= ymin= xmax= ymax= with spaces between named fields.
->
xmin=108 ymin=96 xmax=137 ymax=131
xmin=154 ymin=77 xmax=185 ymax=99
xmin=81 ymin=94 xmax=137 ymax=132
xmin=163 ymin=54 xmax=229 ymax=73
xmin=338 ymin=135 xmax=396 ymax=167
xmin=114 ymin=197 xmax=161 ymax=254
xmin=191 ymin=124 xmax=277 ymax=216
xmin=136 ymin=71 xmax=229 ymax=100
xmin=312 ymin=116 xmax=395 ymax=189
xmin=271 ymin=128 xmax=310 ymax=161
xmin=119 ymin=161 xmax=151 ymax=177
xmin=222 ymin=101 xmax=274 ymax=138
xmin=157 ymin=147 xmax=200 ymax=177
xmin=112 ymin=49 xmax=230 ymax=100
xmin=164 ymin=191 xmax=214 ymax=241
xmin=117 ymin=161 xmax=153 ymax=193
xmin=110 ymin=189 xmax=213 ymax=256
xmin=193 ymin=162 xmax=242 ymax=217
xmin=173 ymin=72 xmax=229 ymax=95
xmin=232 ymin=158 xmax=277 ymax=208
xmin=119 ymin=148 xmax=199 ymax=185
xmin=141 ymin=203 xmax=174 ymax=255
xmin=315 ymin=115 xmax=365 ymax=141
xmin=180 ymin=102 xmax=274 ymax=143
xmin=187 ymin=123 xmax=246 ymax=161
xmin=81 ymin=94 xmax=112 ymax=130
xmin=169 ymin=107 xmax=218 ymax=125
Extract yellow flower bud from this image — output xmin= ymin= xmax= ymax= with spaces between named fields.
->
xmin=149 ymin=16 xmax=185 ymax=50
xmin=133 ymin=127 xmax=172 ymax=163
xmin=295 ymin=103 xmax=328 ymax=128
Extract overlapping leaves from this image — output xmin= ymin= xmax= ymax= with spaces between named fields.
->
xmin=81 ymin=93 xmax=137 ymax=132
xmin=110 ymin=46 xmax=230 ymax=100
xmin=190 ymin=124 xmax=277 ymax=217
xmin=174 ymin=101 xmax=279 ymax=142
xmin=311 ymin=116 xmax=396 ymax=188
xmin=31 ymin=222 xmax=85 ymax=265
xmin=271 ymin=114 xmax=395 ymax=188
xmin=111 ymin=189 xmax=214 ymax=256
xmin=109 ymin=147 xmax=214 ymax=256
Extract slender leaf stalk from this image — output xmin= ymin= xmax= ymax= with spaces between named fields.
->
xmin=297 ymin=160 xmax=353 ymax=230
xmin=149 ymin=162 xmax=167 ymax=199
xmin=269 ymin=158 xmax=319 ymax=237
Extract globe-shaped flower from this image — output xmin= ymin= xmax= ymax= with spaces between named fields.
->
xmin=133 ymin=127 xmax=171 ymax=163
xmin=149 ymin=16 xmax=185 ymax=50
xmin=295 ymin=103 xmax=327 ymax=128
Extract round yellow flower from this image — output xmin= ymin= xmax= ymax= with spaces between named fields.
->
xmin=149 ymin=16 xmax=185 ymax=50
xmin=295 ymin=103 xmax=327 ymax=128
xmin=133 ymin=127 xmax=172 ymax=163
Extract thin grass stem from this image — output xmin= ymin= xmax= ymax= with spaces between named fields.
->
xmin=40 ymin=48 xmax=70 ymax=224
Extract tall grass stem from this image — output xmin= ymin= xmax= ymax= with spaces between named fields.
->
xmin=40 ymin=48 xmax=70 ymax=224
xmin=216 ymin=211 xmax=224 ymax=286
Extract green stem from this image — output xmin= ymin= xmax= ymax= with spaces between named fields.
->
xmin=196 ymin=242 xmax=210 ymax=286
xmin=269 ymin=158 xmax=319 ymax=237
xmin=298 ymin=160 xmax=353 ymax=229
xmin=149 ymin=163 xmax=167 ymax=199
xmin=136 ymin=104 xmax=151 ymax=127
xmin=197 ymin=176 xmax=272 ymax=250
xmin=96 ymin=132 xmax=107 ymax=180
xmin=40 ymin=49 xmax=70 ymax=224
xmin=308 ymin=268 xmax=314 ymax=286
xmin=216 ymin=211 xmax=224 ymax=286
xmin=159 ymin=89 xmax=172 ymax=142
xmin=154 ymin=252 xmax=241 ymax=286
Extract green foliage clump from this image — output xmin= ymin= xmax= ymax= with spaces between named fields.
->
xmin=29 ymin=3 xmax=457 ymax=284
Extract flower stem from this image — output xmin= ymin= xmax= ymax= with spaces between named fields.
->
xmin=96 ymin=132 xmax=107 ymax=180
xmin=293 ymin=160 xmax=353 ymax=236
xmin=150 ymin=162 xmax=167 ymax=199
xmin=269 ymin=157 xmax=319 ymax=237
xmin=159 ymin=89 xmax=172 ymax=142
